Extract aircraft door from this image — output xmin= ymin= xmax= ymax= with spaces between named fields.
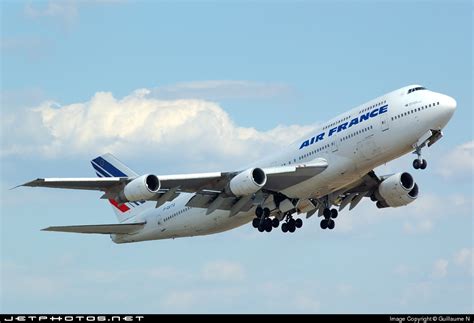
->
xmin=331 ymin=134 xmax=338 ymax=152
xmin=381 ymin=116 xmax=389 ymax=132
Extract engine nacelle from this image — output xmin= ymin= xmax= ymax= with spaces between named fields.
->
xmin=118 ymin=174 xmax=160 ymax=202
xmin=376 ymin=172 xmax=419 ymax=208
xmin=228 ymin=168 xmax=267 ymax=196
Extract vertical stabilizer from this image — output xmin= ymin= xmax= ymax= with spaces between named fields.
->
xmin=90 ymin=153 xmax=152 ymax=222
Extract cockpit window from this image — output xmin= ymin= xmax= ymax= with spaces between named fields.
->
xmin=408 ymin=87 xmax=426 ymax=94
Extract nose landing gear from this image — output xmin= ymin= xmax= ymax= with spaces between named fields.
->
xmin=413 ymin=158 xmax=427 ymax=170
xmin=412 ymin=138 xmax=430 ymax=170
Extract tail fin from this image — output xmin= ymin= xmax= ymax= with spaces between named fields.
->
xmin=90 ymin=153 xmax=152 ymax=223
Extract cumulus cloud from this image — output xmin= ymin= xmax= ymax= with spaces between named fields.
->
xmin=330 ymin=192 xmax=458 ymax=236
xmin=394 ymin=264 xmax=417 ymax=277
xmin=1 ymin=262 xmax=67 ymax=298
xmin=437 ymin=140 xmax=474 ymax=179
xmin=161 ymin=290 xmax=200 ymax=311
xmin=1 ymin=37 xmax=52 ymax=60
xmin=453 ymin=248 xmax=473 ymax=275
xmin=385 ymin=193 xmax=470 ymax=236
xmin=160 ymin=287 xmax=243 ymax=312
xmin=1 ymin=88 xmax=312 ymax=169
xmin=400 ymin=281 xmax=433 ymax=306
xmin=23 ymin=0 xmax=125 ymax=27
xmin=151 ymin=80 xmax=293 ymax=100
xmin=431 ymin=259 xmax=448 ymax=279
xmin=293 ymin=295 xmax=321 ymax=312
xmin=25 ymin=1 xmax=79 ymax=25
xmin=403 ymin=219 xmax=433 ymax=235
xmin=201 ymin=261 xmax=245 ymax=282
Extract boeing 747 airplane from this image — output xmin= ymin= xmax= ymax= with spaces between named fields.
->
xmin=20 ymin=85 xmax=456 ymax=243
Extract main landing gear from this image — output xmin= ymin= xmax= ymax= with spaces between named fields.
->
xmin=320 ymin=208 xmax=338 ymax=230
xmin=252 ymin=206 xmax=279 ymax=233
xmin=412 ymin=146 xmax=427 ymax=170
xmin=281 ymin=214 xmax=303 ymax=233
xmin=251 ymin=206 xmax=303 ymax=233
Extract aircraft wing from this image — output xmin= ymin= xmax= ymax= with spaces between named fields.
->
xmin=42 ymin=222 xmax=145 ymax=234
xmin=332 ymin=171 xmax=382 ymax=212
xmin=19 ymin=155 xmax=328 ymax=213
xmin=158 ymin=159 xmax=328 ymax=192
xmin=19 ymin=159 xmax=328 ymax=194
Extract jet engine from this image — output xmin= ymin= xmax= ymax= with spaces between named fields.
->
xmin=375 ymin=172 xmax=419 ymax=208
xmin=117 ymin=174 xmax=160 ymax=202
xmin=228 ymin=168 xmax=267 ymax=196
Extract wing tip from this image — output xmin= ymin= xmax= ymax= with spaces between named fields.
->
xmin=10 ymin=178 xmax=44 ymax=190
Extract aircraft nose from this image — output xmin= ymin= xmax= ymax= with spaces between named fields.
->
xmin=445 ymin=95 xmax=457 ymax=111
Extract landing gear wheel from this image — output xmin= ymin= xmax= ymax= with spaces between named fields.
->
xmin=323 ymin=208 xmax=331 ymax=219
xmin=252 ymin=218 xmax=259 ymax=228
xmin=413 ymin=159 xmax=420 ymax=169
xmin=288 ymin=223 xmax=296 ymax=233
xmin=295 ymin=218 xmax=303 ymax=228
xmin=265 ymin=224 xmax=272 ymax=233
xmin=258 ymin=225 xmax=265 ymax=232
xmin=272 ymin=218 xmax=280 ymax=228
xmin=330 ymin=209 xmax=338 ymax=219
xmin=288 ymin=218 xmax=295 ymax=227
xmin=264 ymin=218 xmax=272 ymax=232
xmin=281 ymin=222 xmax=288 ymax=233
xmin=263 ymin=208 xmax=271 ymax=217
xmin=328 ymin=219 xmax=335 ymax=230
xmin=320 ymin=219 xmax=328 ymax=230
xmin=255 ymin=206 xmax=263 ymax=218
xmin=420 ymin=159 xmax=427 ymax=169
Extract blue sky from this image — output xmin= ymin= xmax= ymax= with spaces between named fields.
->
xmin=1 ymin=0 xmax=472 ymax=314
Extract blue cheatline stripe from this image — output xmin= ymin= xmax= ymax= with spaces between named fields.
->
xmin=92 ymin=156 xmax=127 ymax=177
xmin=91 ymin=162 xmax=112 ymax=178
xmin=96 ymin=172 xmax=103 ymax=178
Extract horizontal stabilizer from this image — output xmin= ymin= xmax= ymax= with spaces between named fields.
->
xmin=42 ymin=222 xmax=146 ymax=234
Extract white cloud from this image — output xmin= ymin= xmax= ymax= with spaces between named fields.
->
xmin=437 ymin=140 xmax=474 ymax=179
xmin=161 ymin=290 xmax=200 ymax=311
xmin=1 ymin=262 xmax=66 ymax=298
xmin=25 ymin=1 xmax=79 ymax=25
xmin=336 ymin=283 xmax=353 ymax=297
xmin=400 ymin=281 xmax=433 ymax=306
xmin=23 ymin=0 xmax=125 ymax=27
xmin=293 ymin=295 xmax=321 ymax=312
xmin=160 ymin=287 xmax=244 ymax=312
xmin=431 ymin=258 xmax=449 ymax=279
xmin=453 ymin=248 xmax=474 ymax=275
xmin=1 ymin=88 xmax=312 ymax=170
xmin=1 ymin=37 xmax=52 ymax=60
xmin=403 ymin=219 xmax=433 ymax=235
xmin=1 ymin=88 xmax=47 ymax=109
xmin=201 ymin=261 xmax=245 ymax=282
xmin=394 ymin=264 xmax=417 ymax=277
xmin=151 ymin=80 xmax=293 ymax=100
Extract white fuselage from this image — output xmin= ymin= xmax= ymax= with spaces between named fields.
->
xmin=112 ymin=85 xmax=456 ymax=243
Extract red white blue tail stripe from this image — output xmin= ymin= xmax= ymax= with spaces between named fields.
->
xmin=91 ymin=155 xmax=144 ymax=212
